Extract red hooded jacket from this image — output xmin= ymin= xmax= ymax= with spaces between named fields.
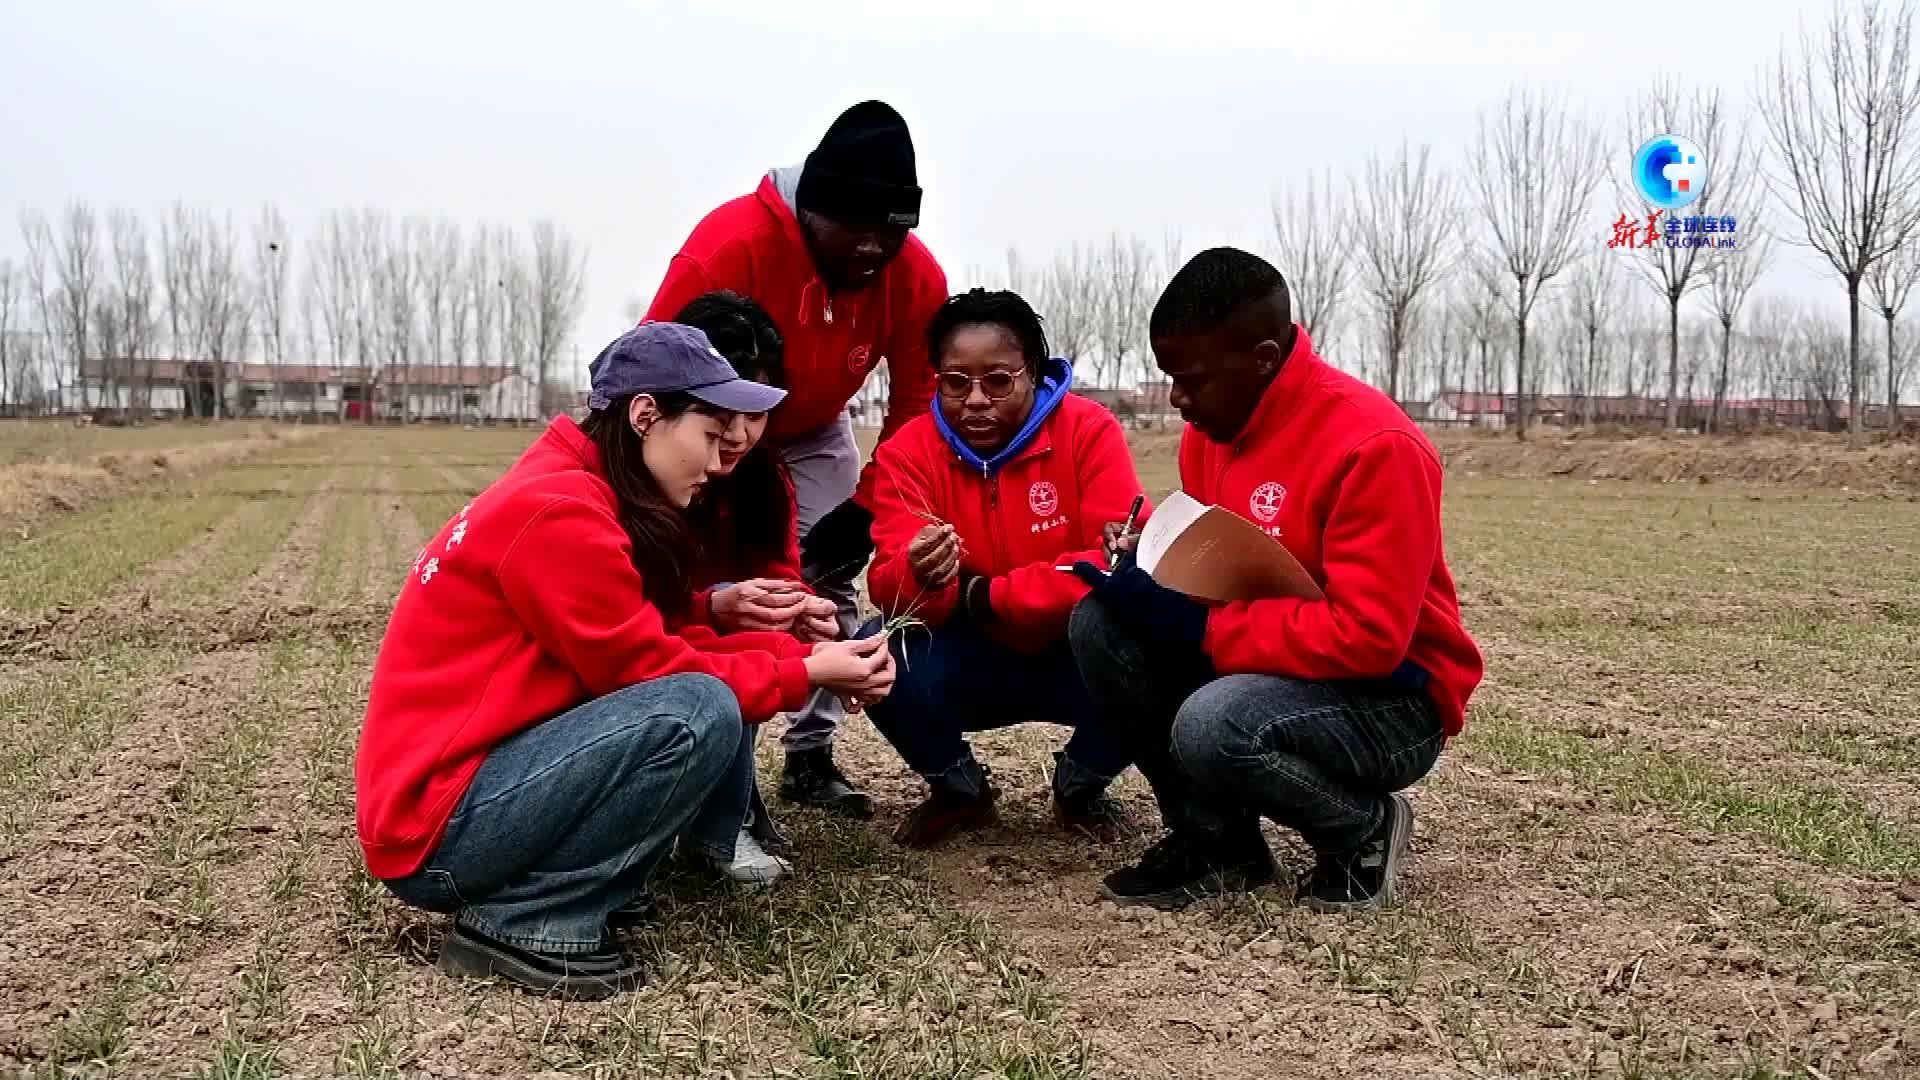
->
xmin=1177 ymin=329 xmax=1484 ymax=735
xmin=644 ymin=171 xmax=949 ymax=509
xmin=867 ymin=362 xmax=1148 ymax=654
xmin=355 ymin=417 xmax=814 ymax=880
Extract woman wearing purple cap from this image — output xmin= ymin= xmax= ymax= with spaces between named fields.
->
xmin=355 ymin=321 xmax=896 ymax=1000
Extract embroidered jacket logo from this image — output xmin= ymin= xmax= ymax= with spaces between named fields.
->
xmin=1250 ymin=482 xmax=1286 ymax=523
xmin=1028 ymin=481 xmax=1059 ymax=517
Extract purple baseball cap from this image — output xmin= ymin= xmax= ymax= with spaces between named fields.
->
xmin=586 ymin=322 xmax=788 ymax=414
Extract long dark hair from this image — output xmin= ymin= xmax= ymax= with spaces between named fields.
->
xmin=578 ymin=391 xmax=722 ymax=614
xmin=674 ymin=292 xmax=796 ymax=576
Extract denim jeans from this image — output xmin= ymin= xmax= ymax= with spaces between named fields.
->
xmin=381 ymin=674 xmax=747 ymax=953
xmin=1067 ymin=596 xmax=1444 ymax=855
xmin=778 ymin=412 xmax=863 ymax=755
xmin=861 ymin=614 xmax=1129 ymax=798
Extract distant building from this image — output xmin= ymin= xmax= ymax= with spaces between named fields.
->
xmin=74 ymin=358 xmax=542 ymax=422
xmin=1415 ymin=389 xmax=1920 ymax=432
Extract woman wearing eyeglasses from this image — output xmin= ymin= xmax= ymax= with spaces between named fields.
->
xmin=862 ymin=288 xmax=1150 ymax=848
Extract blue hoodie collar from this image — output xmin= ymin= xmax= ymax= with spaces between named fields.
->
xmin=931 ymin=355 xmax=1075 ymax=475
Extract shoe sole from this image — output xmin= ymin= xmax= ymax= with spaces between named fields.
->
xmin=436 ymin=928 xmax=645 ymax=1001
xmin=1299 ymin=793 xmax=1415 ymax=914
xmin=1098 ymin=861 xmax=1277 ymax=912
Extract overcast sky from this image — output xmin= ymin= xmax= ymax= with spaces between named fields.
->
xmin=1 ymin=0 xmax=1842 ymax=373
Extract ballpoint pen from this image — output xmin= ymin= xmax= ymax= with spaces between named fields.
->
xmin=1110 ymin=493 xmax=1146 ymax=571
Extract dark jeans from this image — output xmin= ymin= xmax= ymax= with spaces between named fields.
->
xmin=382 ymin=674 xmax=748 ymax=953
xmin=1067 ymin=596 xmax=1444 ymax=855
xmin=861 ymin=615 xmax=1130 ymax=798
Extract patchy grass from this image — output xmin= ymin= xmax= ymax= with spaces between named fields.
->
xmin=0 ymin=418 xmax=285 ymax=466
xmin=1469 ymin=700 xmax=1920 ymax=876
xmin=5 ymin=426 xmax=1920 ymax=1080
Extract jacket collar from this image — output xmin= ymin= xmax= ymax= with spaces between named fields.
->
xmin=1228 ymin=324 xmax=1320 ymax=449
xmin=543 ymin=414 xmax=605 ymax=478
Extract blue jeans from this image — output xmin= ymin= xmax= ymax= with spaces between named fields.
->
xmin=381 ymin=674 xmax=750 ymax=953
xmin=1068 ymin=596 xmax=1443 ymax=854
xmin=862 ymin=615 xmax=1130 ymax=798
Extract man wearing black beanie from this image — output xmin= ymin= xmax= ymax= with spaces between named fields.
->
xmin=645 ymin=100 xmax=950 ymax=818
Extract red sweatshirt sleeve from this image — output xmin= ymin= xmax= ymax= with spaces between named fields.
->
xmin=864 ymin=431 xmax=960 ymax=625
xmin=1201 ymin=432 xmax=1441 ymax=681
xmin=989 ymin=409 xmax=1147 ymax=629
xmin=852 ymin=259 xmax=947 ymax=509
xmin=495 ymin=496 xmax=811 ymax=722
xmin=678 ymin=622 xmax=812 ymax=660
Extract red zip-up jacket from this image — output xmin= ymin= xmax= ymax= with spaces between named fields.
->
xmin=644 ymin=170 xmax=948 ymax=509
xmin=1179 ymin=329 xmax=1483 ymax=735
xmin=868 ymin=377 xmax=1148 ymax=654
xmin=355 ymin=417 xmax=814 ymax=880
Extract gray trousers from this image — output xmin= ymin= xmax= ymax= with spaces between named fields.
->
xmin=775 ymin=411 xmax=864 ymax=755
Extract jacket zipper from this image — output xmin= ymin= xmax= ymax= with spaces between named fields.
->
xmin=823 ymin=294 xmax=834 ymax=325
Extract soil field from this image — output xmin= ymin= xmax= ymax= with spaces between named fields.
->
xmin=2 ymin=424 xmax=1916 ymax=1079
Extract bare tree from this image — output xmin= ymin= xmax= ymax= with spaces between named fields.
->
xmin=1002 ymin=246 xmax=1033 ymax=297
xmin=416 ymin=217 xmax=462 ymax=420
xmin=526 ymin=220 xmax=587 ymax=417
xmin=1470 ymin=85 xmax=1604 ymax=438
xmin=0 ymin=259 xmax=18 ymax=411
xmin=1038 ymin=243 xmax=1099 ymax=376
xmin=18 ymin=211 xmax=60 ymax=409
xmin=107 ymin=210 xmax=157 ymax=418
xmin=194 ymin=213 xmax=248 ymax=419
xmin=295 ymin=269 xmax=322 ymax=419
xmin=467 ymin=224 xmax=498 ymax=423
xmin=1865 ymin=231 xmax=1920 ymax=426
xmin=251 ymin=204 xmax=290 ymax=416
xmin=1091 ymin=232 xmax=1154 ymax=392
xmin=1799 ymin=315 xmax=1850 ymax=428
xmin=158 ymin=202 xmax=199 ymax=416
xmin=1270 ymin=168 xmax=1353 ymax=349
xmin=52 ymin=202 xmax=101 ymax=412
xmin=1704 ymin=230 xmax=1775 ymax=431
xmin=1352 ymin=141 xmax=1455 ymax=404
xmin=1763 ymin=0 xmax=1920 ymax=440
xmin=348 ymin=208 xmax=390 ymax=422
xmin=1619 ymin=80 xmax=1755 ymax=429
xmin=1452 ymin=245 xmax=1507 ymax=403
xmin=382 ymin=217 xmax=422 ymax=422
xmin=443 ymin=222 xmax=473 ymax=421
xmin=1566 ymin=255 xmax=1621 ymax=424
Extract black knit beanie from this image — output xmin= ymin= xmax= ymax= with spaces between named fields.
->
xmin=795 ymin=100 xmax=922 ymax=230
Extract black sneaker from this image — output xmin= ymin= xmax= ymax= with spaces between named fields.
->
xmin=1099 ymin=831 xmax=1275 ymax=910
xmin=779 ymin=747 xmax=875 ymax=819
xmin=606 ymin=893 xmax=659 ymax=931
xmin=436 ymin=923 xmax=646 ymax=1000
xmin=1052 ymin=790 xmax=1136 ymax=843
xmin=1298 ymin=792 xmax=1415 ymax=913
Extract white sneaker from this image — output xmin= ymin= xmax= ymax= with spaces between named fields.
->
xmin=712 ymin=828 xmax=792 ymax=888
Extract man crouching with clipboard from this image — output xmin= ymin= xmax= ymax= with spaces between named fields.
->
xmin=1067 ymin=248 xmax=1484 ymax=913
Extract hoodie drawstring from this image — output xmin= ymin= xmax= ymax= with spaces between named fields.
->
xmin=797 ymin=279 xmax=833 ymax=327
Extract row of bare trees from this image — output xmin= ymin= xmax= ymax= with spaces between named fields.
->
xmin=0 ymin=203 xmax=586 ymax=421
xmin=963 ymin=0 xmax=1920 ymax=440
